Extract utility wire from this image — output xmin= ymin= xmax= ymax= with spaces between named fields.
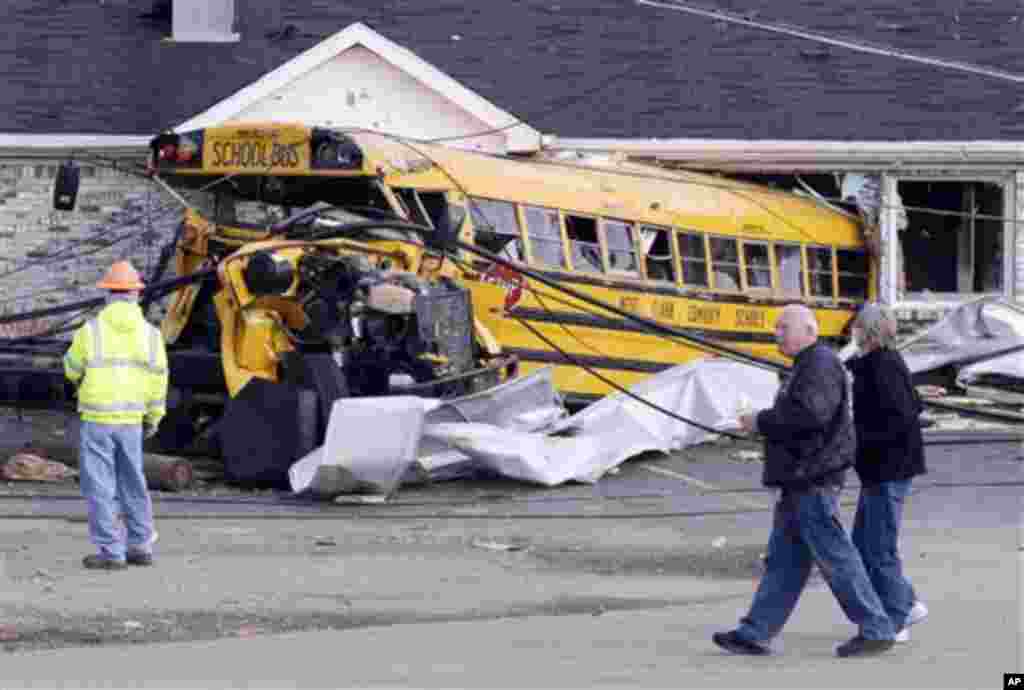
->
xmin=514 ymin=316 xmax=746 ymax=439
xmin=637 ymin=0 xmax=1024 ymax=85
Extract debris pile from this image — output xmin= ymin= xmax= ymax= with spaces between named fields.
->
xmin=289 ymin=358 xmax=780 ymax=499
xmin=1 ymin=452 xmax=76 ymax=482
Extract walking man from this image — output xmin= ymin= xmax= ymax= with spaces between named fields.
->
xmin=847 ymin=303 xmax=929 ymax=642
xmin=64 ymin=260 xmax=168 ymax=570
xmin=713 ymin=304 xmax=896 ymax=658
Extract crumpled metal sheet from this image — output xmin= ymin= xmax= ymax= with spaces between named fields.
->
xmin=288 ymin=368 xmax=566 ymax=496
xmin=288 ymin=396 xmax=428 ymax=497
xmin=898 ymin=297 xmax=1024 ymax=375
xmin=290 ymin=357 xmax=780 ymax=495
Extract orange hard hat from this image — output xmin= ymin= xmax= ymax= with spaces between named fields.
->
xmin=96 ymin=260 xmax=145 ymax=291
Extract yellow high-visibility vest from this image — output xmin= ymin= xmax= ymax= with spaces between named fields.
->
xmin=64 ymin=301 xmax=168 ymax=425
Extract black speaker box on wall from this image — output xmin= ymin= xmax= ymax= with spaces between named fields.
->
xmin=53 ymin=161 xmax=80 ymax=211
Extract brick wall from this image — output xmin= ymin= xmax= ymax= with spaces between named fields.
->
xmin=0 ymin=157 xmax=184 ymax=335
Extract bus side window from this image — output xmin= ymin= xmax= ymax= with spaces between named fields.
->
xmin=640 ymin=225 xmax=675 ymax=283
xmin=837 ymin=248 xmax=869 ymax=299
xmin=677 ymin=231 xmax=708 ymax=287
xmin=565 ymin=214 xmax=603 ymax=273
xmin=603 ymin=219 xmax=640 ymax=276
xmin=523 ymin=205 xmax=567 ymax=269
xmin=469 ymin=197 xmax=522 ymax=260
xmin=709 ymin=236 xmax=741 ymax=291
xmin=743 ymin=241 xmax=772 ymax=288
xmin=807 ymin=246 xmax=834 ymax=298
xmin=394 ymin=187 xmax=432 ymax=229
xmin=775 ymin=244 xmax=804 ymax=296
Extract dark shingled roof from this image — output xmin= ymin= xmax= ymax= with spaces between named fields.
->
xmin=4 ymin=0 xmax=1024 ymax=140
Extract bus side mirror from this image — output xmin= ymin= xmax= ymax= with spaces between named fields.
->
xmin=53 ymin=160 xmax=80 ymax=211
xmin=426 ymin=205 xmax=466 ymax=252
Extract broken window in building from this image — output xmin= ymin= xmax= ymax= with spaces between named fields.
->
xmin=898 ymin=180 xmax=1004 ymax=296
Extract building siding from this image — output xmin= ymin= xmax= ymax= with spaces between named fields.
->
xmin=0 ymin=159 xmax=180 ymax=331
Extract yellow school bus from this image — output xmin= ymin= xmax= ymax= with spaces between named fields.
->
xmin=150 ymin=123 xmax=873 ymax=405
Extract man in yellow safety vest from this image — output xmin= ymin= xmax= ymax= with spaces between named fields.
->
xmin=64 ymin=260 xmax=168 ymax=570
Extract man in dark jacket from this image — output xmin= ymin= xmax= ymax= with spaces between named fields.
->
xmin=847 ymin=303 xmax=928 ymax=643
xmin=713 ymin=304 xmax=896 ymax=658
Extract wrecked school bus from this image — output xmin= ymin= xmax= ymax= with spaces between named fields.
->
xmin=0 ymin=122 xmax=874 ymax=486
xmin=149 ymin=121 xmax=873 ymax=413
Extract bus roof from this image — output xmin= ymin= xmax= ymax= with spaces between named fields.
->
xmin=163 ymin=124 xmax=864 ymax=247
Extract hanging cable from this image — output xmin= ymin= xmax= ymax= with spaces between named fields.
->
xmin=637 ymin=0 xmax=1024 ymax=85
xmin=514 ymin=317 xmax=746 ymax=439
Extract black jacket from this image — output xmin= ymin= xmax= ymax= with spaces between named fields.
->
xmin=756 ymin=342 xmax=855 ymax=489
xmin=845 ymin=347 xmax=927 ymax=485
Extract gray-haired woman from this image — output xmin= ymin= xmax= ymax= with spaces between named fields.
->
xmin=846 ymin=303 xmax=928 ymax=642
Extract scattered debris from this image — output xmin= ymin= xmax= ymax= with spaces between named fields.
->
xmin=313 ymin=537 xmax=336 ymax=547
xmin=292 ymin=360 xmax=779 ymax=497
xmin=332 ymin=495 xmax=388 ymax=505
xmin=1 ymin=453 xmax=76 ymax=482
xmin=471 ymin=539 xmax=526 ymax=552
xmin=729 ymin=450 xmax=764 ymax=464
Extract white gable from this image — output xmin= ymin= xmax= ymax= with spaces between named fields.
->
xmin=176 ymin=22 xmax=540 ymax=154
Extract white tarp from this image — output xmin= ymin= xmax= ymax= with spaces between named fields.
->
xmin=289 ymin=357 xmax=780 ymax=496
xmin=425 ymin=357 xmax=781 ymax=486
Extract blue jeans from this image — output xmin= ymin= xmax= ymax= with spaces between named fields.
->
xmin=852 ymin=479 xmax=916 ymax=630
xmin=78 ymin=420 xmax=155 ymax=561
xmin=737 ymin=485 xmax=895 ymax=643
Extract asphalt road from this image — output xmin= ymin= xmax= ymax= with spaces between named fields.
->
xmin=0 ymin=413 xmax=1020 ymax=688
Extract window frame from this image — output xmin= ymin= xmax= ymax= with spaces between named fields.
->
xmin=676 ymin=230 xmax=710 ymax=289
xmin=740 ymin=239 xmax=773 ymax=291
xmin=521 ymin=203 xmax=569 ymax=270
xmin=602 ymin=217 xmax=642 ymax=278
xmin=639 ymin=224 xmax=679 ymax=284
xmin=468 ymin=196 xmax=524 ymax=261
xmin=773 ymin=242 xmax=805 ymax=298
xmin=836 ymin=246 xmax=870 ymax=301
xmin=708 ymin=235 xmax=742 ymax=292
xmin=805 ymin=244 xmax=836 ymax=300
xmin=564 ymin=211 xmax=605 ymax=274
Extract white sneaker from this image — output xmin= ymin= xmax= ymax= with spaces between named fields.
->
xmin=894 ymin=628 xmax=910 ymax=643
xmin=906 ymin=601 xmax=928 ymax=627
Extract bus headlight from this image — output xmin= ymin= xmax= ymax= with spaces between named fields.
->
xmin=311 ymin=130 xmax=363 ymax=170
